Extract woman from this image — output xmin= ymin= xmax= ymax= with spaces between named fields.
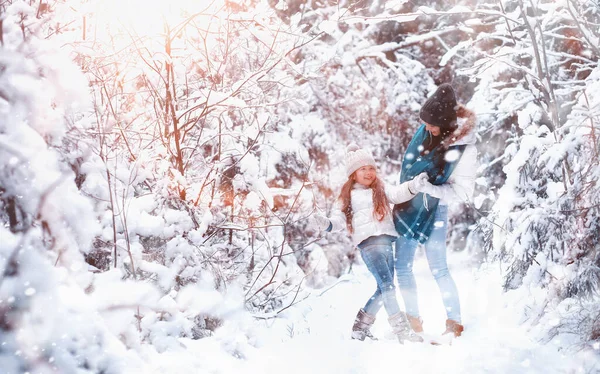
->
xmin=393 ymin=83 xmax=477 ymax=338
xmin=313 ymin=144 xmax=427 ymax=343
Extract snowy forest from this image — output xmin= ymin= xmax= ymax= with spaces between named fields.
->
xmin=1 ymin=0 xmax=600 ymax=372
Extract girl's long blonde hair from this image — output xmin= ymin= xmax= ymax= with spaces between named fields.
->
xmin=338 ymin=173 xmax=390 ymax=233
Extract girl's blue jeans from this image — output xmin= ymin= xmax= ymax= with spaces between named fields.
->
xmin=395 ymin=204 xmax=462 ymax=322
xmin=358 ymin=235 xmax=401 ymax=317
xmin=362 ymin=206 xmax=462 ymax=322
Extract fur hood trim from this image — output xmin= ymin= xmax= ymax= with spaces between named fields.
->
xmin=441 ymin=105 xmax=476 ymax=147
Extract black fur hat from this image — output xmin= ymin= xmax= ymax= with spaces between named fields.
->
xmin=419 ymin=83 xmax=457 ymax=130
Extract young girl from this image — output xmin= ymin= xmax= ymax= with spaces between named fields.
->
xmin=313 ymin=144 xmax=427 ymax=343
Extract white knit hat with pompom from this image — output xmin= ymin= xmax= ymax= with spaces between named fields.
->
xmin=345 ymin=143 xmax=376 ymax=177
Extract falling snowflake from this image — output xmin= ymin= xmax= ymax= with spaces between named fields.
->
xmin=445 ymin=149 xmax=461 ymax=162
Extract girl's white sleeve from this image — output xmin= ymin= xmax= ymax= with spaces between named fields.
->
xmin=384 ymin=182 xmax=415 ymax=204
xmin=328 ymin=201 xmax=348 ymax=232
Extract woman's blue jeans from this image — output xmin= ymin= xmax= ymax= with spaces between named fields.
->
xmin=395 ymin=205 xmax=462 ymax=322
xmin=358 ymin=235 xmax=401 ymax=317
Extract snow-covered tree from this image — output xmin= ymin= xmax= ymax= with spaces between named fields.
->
xmin=0 ymin=1 xmax=134 ymax=371
xmin=463 ymin=0 xmax=600 ymax=344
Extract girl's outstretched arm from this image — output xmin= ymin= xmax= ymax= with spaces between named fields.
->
xmin=384 ymin=173 xmax=427 ymax=204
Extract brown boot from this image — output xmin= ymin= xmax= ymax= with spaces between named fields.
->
xmin=443 ymin=319 xmax=464 ymax=337
xmin=351 ymin=309 xmax=377 ymax=341
xmin=407 ymin=314 xmax=423 ymax=333
xmin=388 ymin=312 xmax=424 ymax=344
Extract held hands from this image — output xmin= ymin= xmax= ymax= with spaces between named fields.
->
xmin=408 ymin=172 xmax=429 ymax=194
xmin=311 ymin=213 xmax=331 ymax=231
xmin=419 ymin=180 xmax=436 ymax=196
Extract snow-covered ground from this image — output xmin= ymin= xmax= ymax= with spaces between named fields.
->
xmin=133 ymin=251 xmax=600 ymax=374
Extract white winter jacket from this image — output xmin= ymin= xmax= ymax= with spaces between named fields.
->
xmin=328 ymin=182 xmax=415 ymax=247
xmin=415 ymin=107 xmax=478 ymax=206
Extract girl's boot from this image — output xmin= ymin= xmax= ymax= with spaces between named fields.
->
xmin=351 ymin=309 xmax=377 ymax=341
xmin=388 ymin=312 xmax=424 ymax=344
